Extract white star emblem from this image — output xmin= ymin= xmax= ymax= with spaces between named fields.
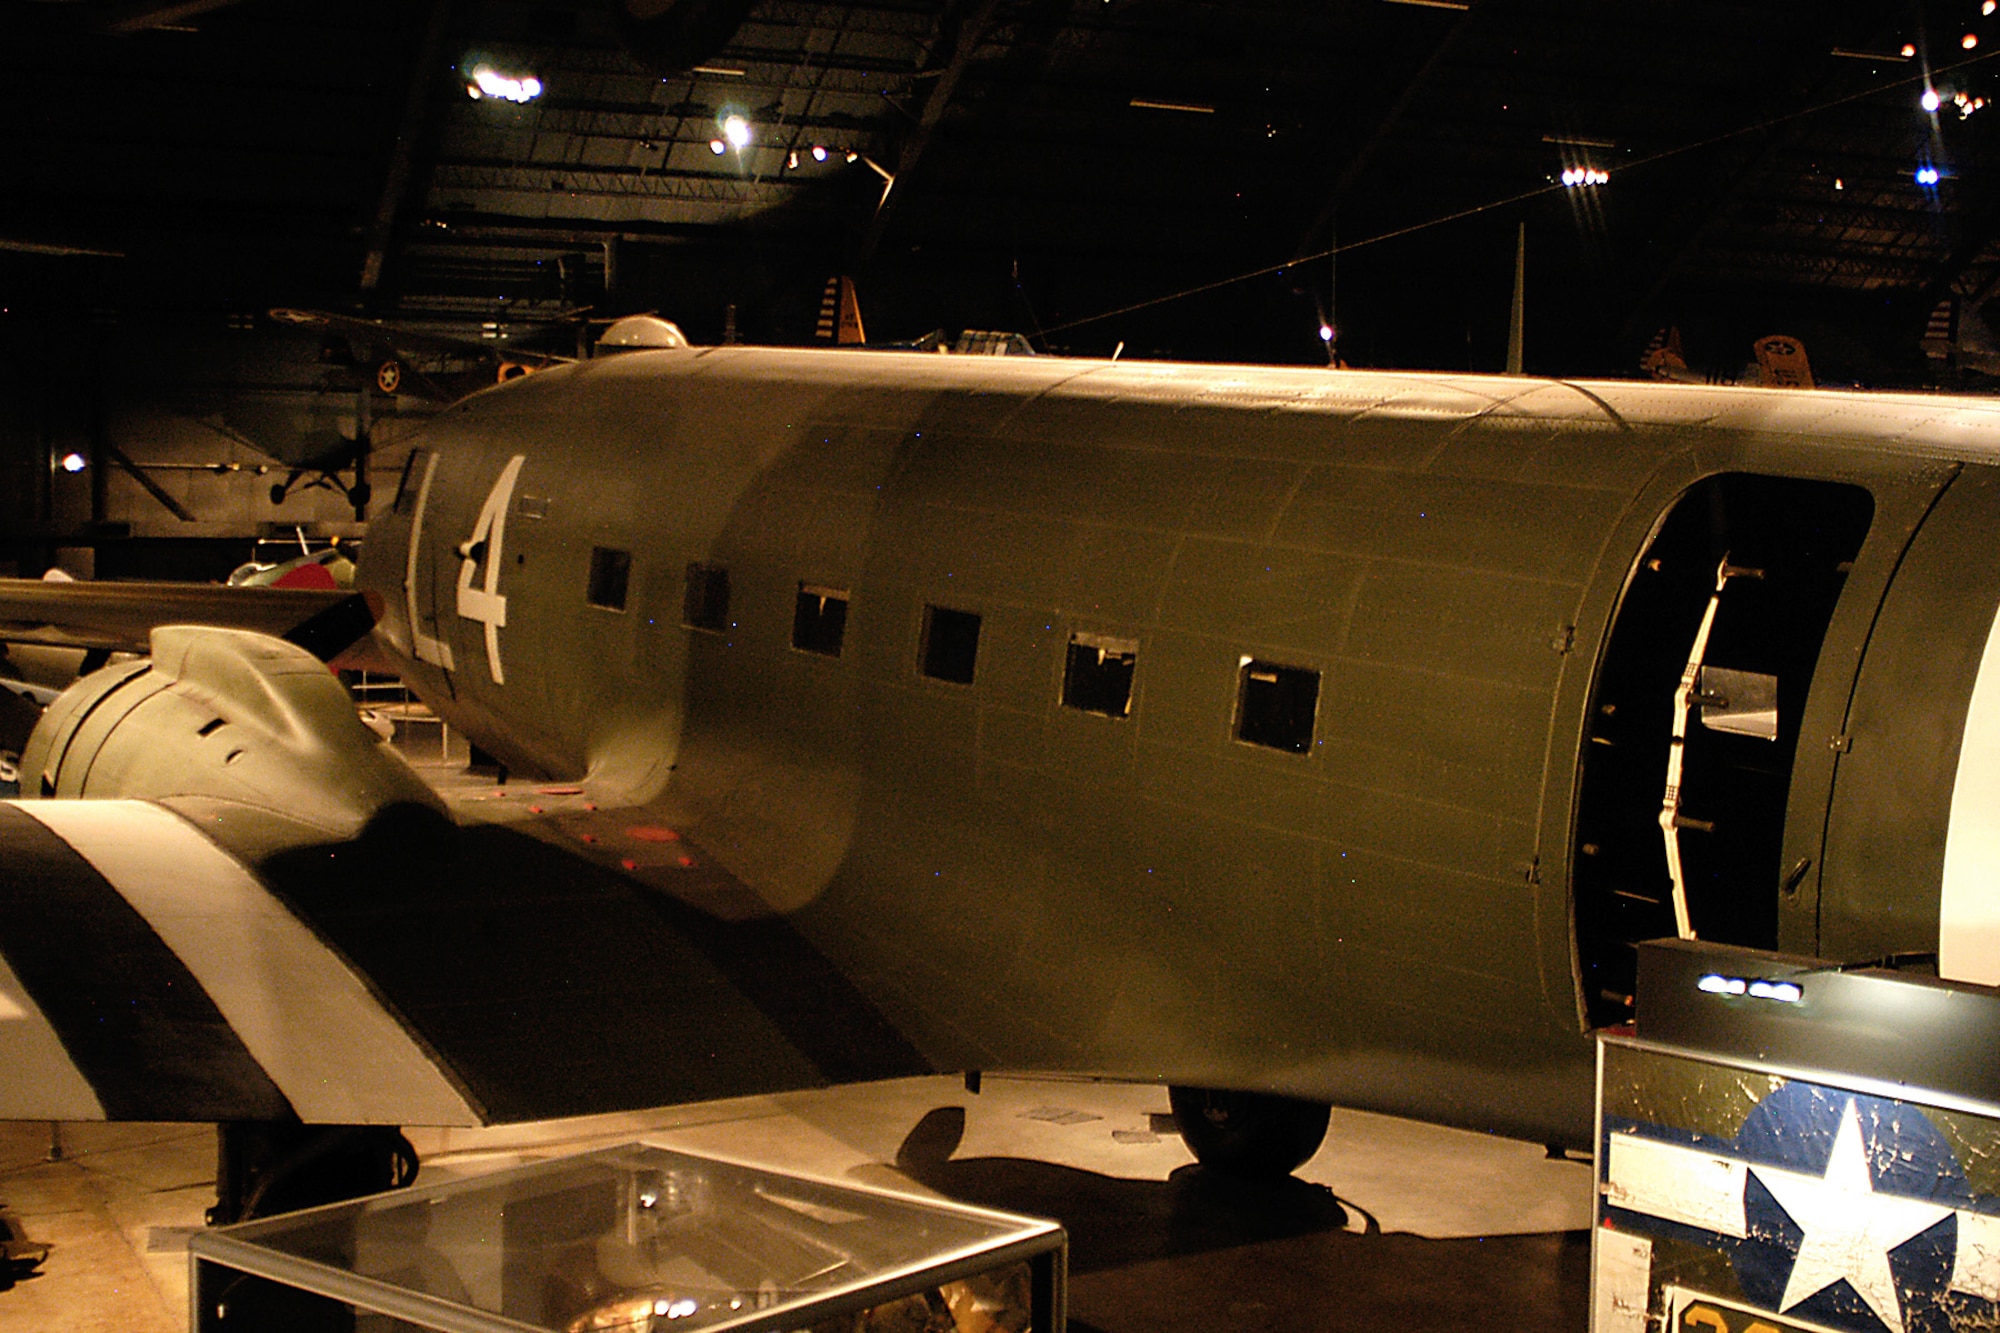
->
xmin=1751 ymin=1098 xmax=1955 ymax=1333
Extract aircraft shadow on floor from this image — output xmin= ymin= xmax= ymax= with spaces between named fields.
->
xmin=892 ymin=1104 xmax=1356 ymax=1271
xmin=890 ymin=1106 xmax=1591 ymax=1333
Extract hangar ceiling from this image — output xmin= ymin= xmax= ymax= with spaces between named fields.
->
xmin=5 ymin=0 xmax=2000 ymax=379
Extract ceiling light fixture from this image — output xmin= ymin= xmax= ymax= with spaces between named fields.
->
xmin=465 ymin=65 xmax=543 ymax=103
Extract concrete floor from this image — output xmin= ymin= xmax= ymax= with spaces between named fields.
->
xmin=0 ymin=1072 xmax=1593 ymax=1332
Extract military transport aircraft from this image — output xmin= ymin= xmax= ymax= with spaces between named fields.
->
xmin=3 ymin=336 xmax=2000 ymax=1216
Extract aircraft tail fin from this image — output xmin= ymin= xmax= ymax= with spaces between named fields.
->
xmin=1924 ymin=297 xmax=1958 ymax=364
xmin=817 ymin=276 xmax=867 ymax=345
xmin=1640 ymin=327 xmax=1692 ymax=381
xmin=1752 ymin=334 xmax=1814 ymax=389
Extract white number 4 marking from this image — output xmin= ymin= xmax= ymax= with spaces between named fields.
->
xmin=455 ymin=455 xmax=526 ymax=685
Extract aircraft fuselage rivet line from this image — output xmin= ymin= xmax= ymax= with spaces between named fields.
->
xmin=14 ymin=799 xmax=481 ymax=1126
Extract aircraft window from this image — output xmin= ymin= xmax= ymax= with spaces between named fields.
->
xmin=921 ymin=605 xmax=981 ymax=684
xmin=1062 ymin=632 xmax=1137 ymax=717
xmin=793 ymin=584 xmax=849 ymax=656
xmin=683 ymin=562 xmax=730 ymax=632
xmin=1235 ymin=658 xmax=1320 ymax=753
xmin=586 ymin=547 xmax=631 ymax=611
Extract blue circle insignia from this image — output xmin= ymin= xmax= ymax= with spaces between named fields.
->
xmin=1730 ymin=1082 xmax=1978 ymax=1333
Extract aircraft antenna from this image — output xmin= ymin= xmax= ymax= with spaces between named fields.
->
xmin=1506 ymin=222 xmax=1525 ymax=375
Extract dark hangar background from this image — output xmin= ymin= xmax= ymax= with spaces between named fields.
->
xmin=1 ymin=0 xmax=1997 ymax=575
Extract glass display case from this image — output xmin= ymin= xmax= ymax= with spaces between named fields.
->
xmin=189 ymin=1142 xmax=1065 ymax=1333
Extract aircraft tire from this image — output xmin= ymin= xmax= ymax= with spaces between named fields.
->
xmin=1168 ymin=1085 xmax=1331 ymax=1179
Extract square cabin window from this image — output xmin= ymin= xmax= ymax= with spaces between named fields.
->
xmin=683 ymin=562 xmax=730 ymax=631
xmin=793 ymin=584 xmax=849 ymax=656
xmin=1236 ymin=658 xmax=1320 ymax=753
xmin=921 ymin=605 xmax=981 ymax=684
xmin=586 ymin=546 xmax=631 ymax=610
xmin=1062 ymin=632 xmax=1137 ymax=717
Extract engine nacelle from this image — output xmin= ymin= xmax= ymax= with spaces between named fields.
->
xmin=21 ymin=625 xmax=442 ymax=840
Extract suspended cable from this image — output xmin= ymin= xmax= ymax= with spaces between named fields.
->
xmin=1045 ymin=47 xmax=2000 ymax=336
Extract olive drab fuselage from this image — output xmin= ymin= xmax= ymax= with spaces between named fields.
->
xmin=357 ymin=347 xmax=2000 ymax=1146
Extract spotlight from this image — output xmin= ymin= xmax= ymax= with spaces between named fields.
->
xmin=811 ymin=144 xmax=828 ymax=162
xmin=787 ymin=150 xmax=798 ymax=168
xmin=845 ymin=151 xmax=858 ymax=163
xmin=709 ymin=139 xmax=726 ymax=154
xmin=1918 ymin=164 xmax=1942 ymax=186
xmin=1923 ymin=87 xmax=1942 ymax=112
xmin=1319 ymin=324 xmax=1335 ymax=343
xmin=1987 ymin=1 xmax=1996 ymax=15
xmin=59 ymin=452 xmax=86 ymax=474
xmin=1965 ymin=32 xmax=1979 ymax=49
xmin=465 ymin=65 xmax=543 ymax=103
xmin=722 ymin=114 xmax=752 ymax=149
xmin=1902 ymin=42 xmax=1918 ymax=57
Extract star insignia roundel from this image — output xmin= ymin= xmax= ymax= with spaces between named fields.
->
xmin=1605 ymin=1079 xmax=2000 ymax=1333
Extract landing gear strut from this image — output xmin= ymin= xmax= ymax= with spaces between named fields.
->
xmin=1168 ymin=1085 xmax=1331 ymax=1179
xmin=208 ymin=1119 xmax=418 ymax=1225
xmin=197 ymin=1121 xmax=419 ymax=1331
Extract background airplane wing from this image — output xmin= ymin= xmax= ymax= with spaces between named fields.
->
xmin=0 ymin=794 xmax=931 ymax=1127
xmin=269 ymin=307 xmax=576 ymax=369
xmin=0 ymin=577 xmax=373 ymax=659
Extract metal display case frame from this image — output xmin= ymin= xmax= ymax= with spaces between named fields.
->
xmin=190 ymin=1140 xmax=1066 ymax=1333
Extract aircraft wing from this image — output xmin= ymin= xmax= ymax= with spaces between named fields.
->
xmin=0 ymin=793 xmax=930 ymax=1126
xmin=269 ymin=307 xmax=576 ymax=368
xmin=0 ymin=576 xmax=375 ymax=659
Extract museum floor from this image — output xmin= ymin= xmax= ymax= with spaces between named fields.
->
xmin=0 ymin=1071 xmax=1592 ymax=1333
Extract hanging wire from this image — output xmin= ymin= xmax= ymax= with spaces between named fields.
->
xmin=1043 ymin=47 xmax=2000 ymax=336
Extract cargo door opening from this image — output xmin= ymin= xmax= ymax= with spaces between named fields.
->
xmin=1573 ymin=474 xmax=1872 ymax=1026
